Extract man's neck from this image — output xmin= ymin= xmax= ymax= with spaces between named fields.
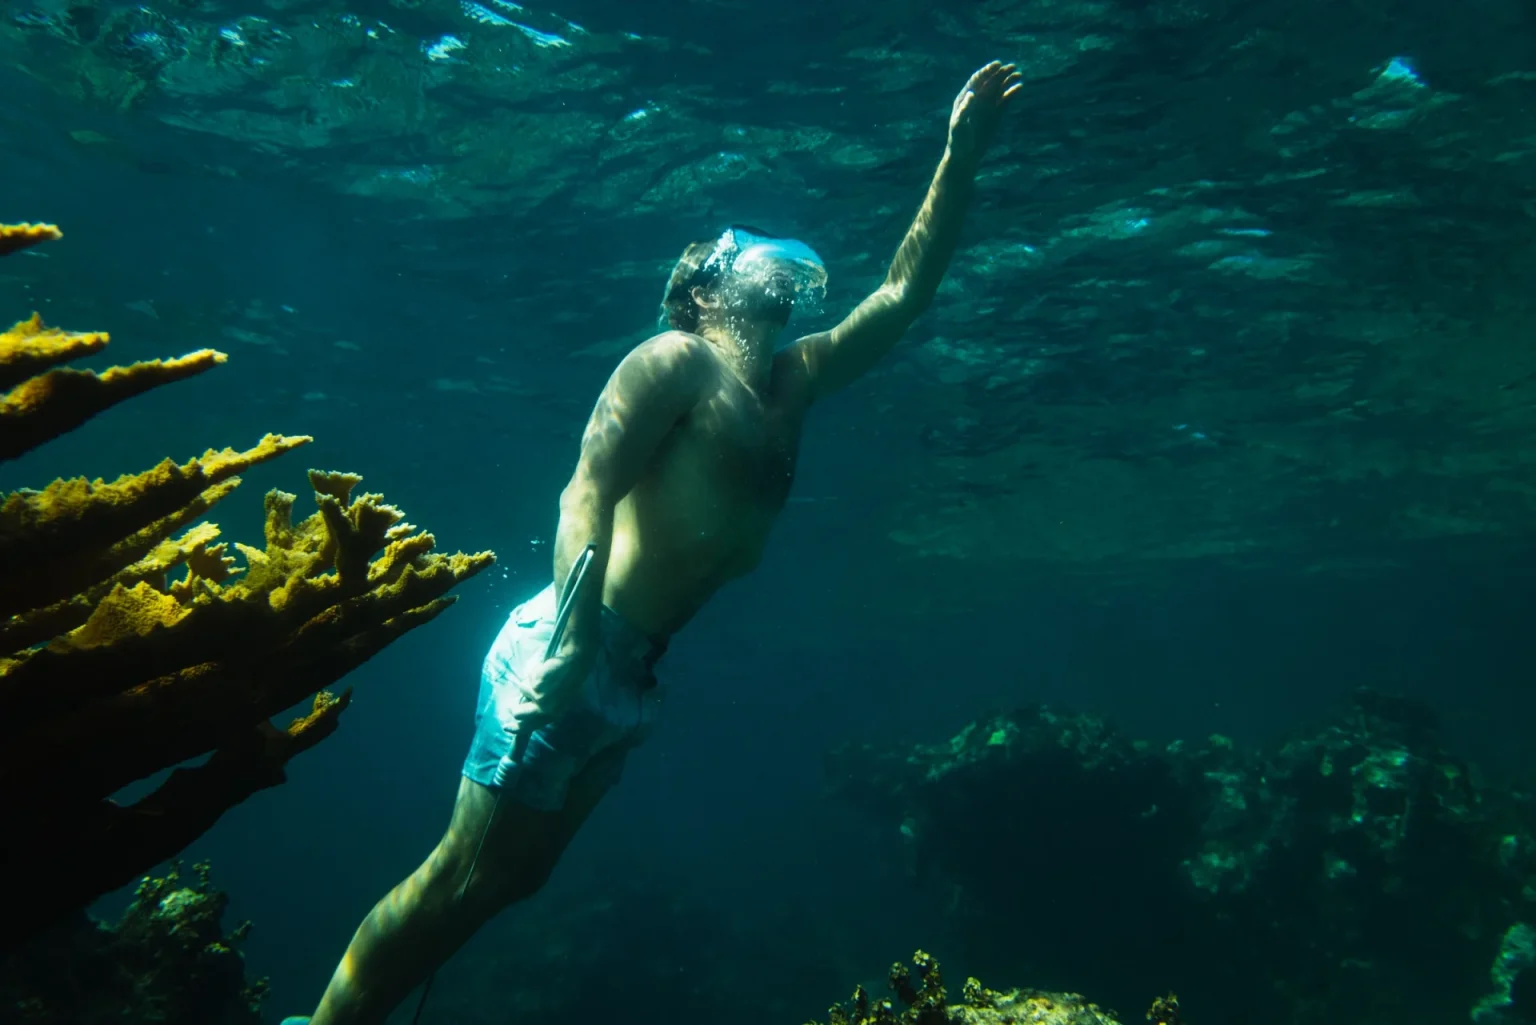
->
xmin=700 ymin=321 xmax=776 ymax=393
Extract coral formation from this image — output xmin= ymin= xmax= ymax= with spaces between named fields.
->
xmin=1145 ymin=993 xmax=1182 ymax=1025
xmin=0 ymin=312 xmax=106 ymax=391
xmin=0 ymin=222 xmax=494 ymax=945
xmin=0 ymin=861 xmax=267 ymax=1024
xmin=0 ymin=222 xmax=61 ymax=257
xmin=805 ymin=951 xmax=1124 ymax=1025
xmin=0 ymin=313 xmax=227 ymax=460
xmin=828 ymin=689 xmax=1536 ymax=1025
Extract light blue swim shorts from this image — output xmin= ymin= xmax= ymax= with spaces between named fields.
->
xmin=461 ymin=582 xmax=666 ymax=811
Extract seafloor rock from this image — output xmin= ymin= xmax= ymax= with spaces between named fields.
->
xmin=0 ymin=222 xmax=495 ymax=945
xmin=827 ymin=688 xmax=1536 ymax=1025
xmin=1472 ymin=922 xmax=1536 ymax=1025
xmin=804 ymin=950 xmax=1131 ymax=1025
xmin=0 ymin=861 xmax=266 ymax=1025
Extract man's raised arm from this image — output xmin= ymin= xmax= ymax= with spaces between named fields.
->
xmin=787 ymin=61 xmax=1022 ymax=403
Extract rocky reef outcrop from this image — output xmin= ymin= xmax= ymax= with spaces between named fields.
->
xmin=827 ymin=688 xmax=1536 ymax=1025
xmin=805 ymin=950 xmax=1134 ymax=1025
xmin=0 ymin=861 xmax=266 ymax=1025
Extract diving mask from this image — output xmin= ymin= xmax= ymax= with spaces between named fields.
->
xmin=660 ymin=224 xmax=829 ymax=336
xmin=701 ymin=225 xmax=828 ymax=304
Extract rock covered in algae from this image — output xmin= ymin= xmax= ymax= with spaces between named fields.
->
xmin=806 ymin=951 xmax=1125 ymax=1025
xmin=827 ymin=689 xmax=1536 ymax=1025
xmin=1472 ymin=922 xmax=1536 ymax=1025
xmin=0 ymin=861 xmax=267 ymax=1025
xmin=0 ymin=222 xmax=495 ymax=944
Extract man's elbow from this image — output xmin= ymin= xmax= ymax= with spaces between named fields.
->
xmin=861 ymin=280 xmax=926 ymax=336
xmin=888 ymin=280 xmax=938 ymax=320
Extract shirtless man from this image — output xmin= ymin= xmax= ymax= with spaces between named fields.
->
xmin=290 ymin=60 xmax=1021 ymax=1025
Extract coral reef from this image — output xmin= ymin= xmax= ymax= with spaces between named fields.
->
xmin=805 ymin=951 xmax=1124 ymax=1025
xmin=0 ymin=222 xmax=495 ymax=945
xmin=0 ymin=861 xmax=266 ymax=1025
xmin=827 ymin=689 xmax=1536 ymax=1025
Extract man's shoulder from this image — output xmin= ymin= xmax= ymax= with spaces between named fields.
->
xmin=635 ymin=329 xmax=711 ymax=354
xmin=625 ymin=330 xmax=718 ymax=372
xmin=615 ymin=331 xmax=720 ymax=393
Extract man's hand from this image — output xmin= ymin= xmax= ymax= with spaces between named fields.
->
xmin=947 ymin=61 xmax=1023 ymax=168
xmin=492 ymin=650 xmax=592 ymax=779
xmin=509 ymin=648 xmax=592 ymax=728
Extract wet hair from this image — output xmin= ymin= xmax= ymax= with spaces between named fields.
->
xmin=660 ymin=239 xmax=724 ymax=333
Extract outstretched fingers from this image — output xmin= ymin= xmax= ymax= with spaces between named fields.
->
xmin=968 ymin=62 xmax=1002 ymax=95
xmin=949 ymin=60 xmax=1024 ymax=155
xmin=1001 ymin=70 xmax=1023 ymax=102
xmin=970 ymin=61 xmax=1023 ymax=105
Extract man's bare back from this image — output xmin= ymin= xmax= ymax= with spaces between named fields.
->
xmin=291 ymin=60 xmax=1022 ymax=1025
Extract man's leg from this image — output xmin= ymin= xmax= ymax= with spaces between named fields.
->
xmin=306 ymin=749 xmax=623 ymax=1025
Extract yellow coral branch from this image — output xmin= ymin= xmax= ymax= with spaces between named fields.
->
xmin=0 ymin=314 xmax=109 ymax=392
xmin=279 ymin=688 xmax=352 ymax=752
xmin=0 ymin=522 xmax=229 ymax=653
xmin=0 ymin=223 xmax=61 ymax=258
xmin=1 ymin=348 xmax=229 ymax=462
xmin=0 ymin=435 xmax=309 ymax=621
xmin=71 ymin=581 xmax=192 ymax=650
xmin=0 ymin=468 xmax=493 ymax=789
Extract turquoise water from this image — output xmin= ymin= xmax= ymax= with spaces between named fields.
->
xmin=3 ymin=1 xmax=1535 ymax=1022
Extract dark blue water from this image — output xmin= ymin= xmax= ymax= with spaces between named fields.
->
xmin=4 ymin=0 xmax=1536 ymax=1021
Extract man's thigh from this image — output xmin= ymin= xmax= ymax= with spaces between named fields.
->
xmin=452 ymin=746 xmax=627 ymax=902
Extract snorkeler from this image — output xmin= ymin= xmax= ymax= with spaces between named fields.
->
xmin=287 ymin=60 xmax=1021 ymax=1025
